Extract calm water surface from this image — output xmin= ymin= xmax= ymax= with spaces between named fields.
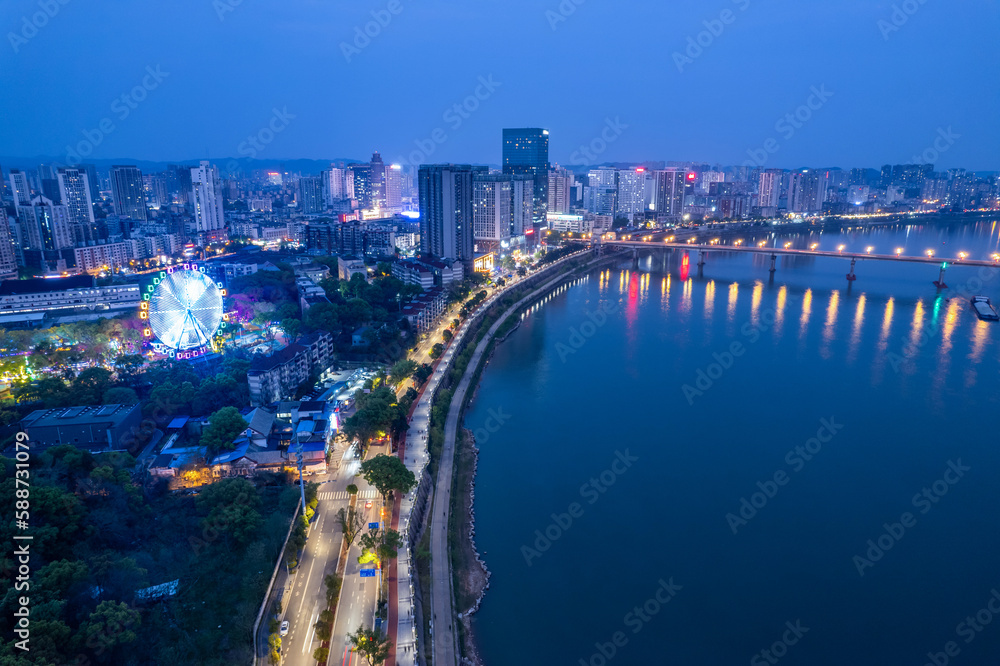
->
xmin=467 ymin=219 xmax=1000 ymax=665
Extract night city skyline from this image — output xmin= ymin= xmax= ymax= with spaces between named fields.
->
xmin=4 ymin=2 xmax=1000 ymax=666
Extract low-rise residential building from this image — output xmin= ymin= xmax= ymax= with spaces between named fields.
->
xmin=392 ymin=259 xmax=435 ymax=290
xmin=74 ymin=240 xmax=137 ymax=272
xmin=401 ymin=287 xmax=448 ymax=332
xmin=338 ymin=256 xmax=367 ymax=281
xmin=247 ymin=331 xmax=334 ymax=406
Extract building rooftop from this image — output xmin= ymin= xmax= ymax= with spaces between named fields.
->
xmin=22 ymin=403 xmax=139 ymax=429
xmin=0 ymin=275 xmax=96 ymax=296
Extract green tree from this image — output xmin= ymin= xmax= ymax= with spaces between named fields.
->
xmin=442 ymin=330 xmax=453 ymax=343
xmin=113 ymin=353 xmax=145 ymax=385
xmin=304 ymin=302 xmax=341 ymax=333
xmin=200 ymin=406 xmax=249 ymax=457
xmin=103 ymin=386 xmax=139 ymax=405
xmin=388 ymin=359 xmax=418 ymax=386
xmin=429 ymin=343 xmax=444 ymax=360
xmin=324 ymin=574 xmax=342 ymax=605
xmin=81 ymin=600 xmax=140 ymax=663
xmin=346 ymin=484 xmax=358 ymax=495
xmin=359 ymin=454 xmax=416 ymax=505
xmin=338 ymin=506 xmax=366 ymax=549
xmin=281 ymin=317 xmax=302 ymax=340
xmin=314 ymin=647 xmax=330 ymax=662
xmin=72 ymin=367 xmax=113 ymax=405
xmin=413 ymin=364 xmax=433 ymax=386
xmin=348 ymin=625 xmax=392 ymax=666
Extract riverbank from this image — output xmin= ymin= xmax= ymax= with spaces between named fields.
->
xmin=446 ymin=251 xmax=623 ymax=664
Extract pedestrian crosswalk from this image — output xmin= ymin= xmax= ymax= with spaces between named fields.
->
xmin=317 ymin=489 xmax=379 ymax=501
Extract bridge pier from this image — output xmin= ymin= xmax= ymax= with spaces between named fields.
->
xmin=933 ymin=262 xmax=948 ymax=289
xmin=847 ymin=258 xmax=857 ymax=282
xmin=769 ymin=254 xmax=777 ymax=275
xmin=697 ymin=250 xmax=706 ymax=267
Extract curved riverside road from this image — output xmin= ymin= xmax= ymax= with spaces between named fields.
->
xmin=429 ymin=250 xmax=600 ymax=666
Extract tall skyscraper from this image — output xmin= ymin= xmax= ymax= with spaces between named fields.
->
xmin=350 ymin=164 xmax=373 ymax=209
xmin=18 ymin=196 xmax=74 ymax=250
xmin=473 ymin=173 xmax=533 ymax=245
xmin=81 ymin=164 xmax=100 ymax=201
xmin=615 ymin=168 xmax=647 ymax=218
xmin=322 ymin=166 xmax=347 ymax=204
xmin=418 ymin=164 xmax=484 ymax=267
xmin=109 ymin=165 xmax=149 ymax=222
xmin=190 ymin=161 xmax=225 ymax=232
xmin=757 ymin=169 xmax=782 ymax=209
xmin=369 ymin=152 xmax=387 ymax=211
xmin=298 ymin=176 xmax=324 ymax=214
xmin=56 ymin=167 xmax=96 ymax=239
xmin=547 ymin=167 xmax=573 ymax=215
xmin=502 ymin=128 xmax=550 ymax=228
xmin=787 ymin=170 xmax=826 ymax=213
xmin=9 ymin=169 xmax=31 ymax=207
xmin=0 ymin=215 xmax=16 ymax=278
xmin=652 ymin=169 xmax=686 ymax=216
xmin=385 ymin=164 xmax=403 ymax=211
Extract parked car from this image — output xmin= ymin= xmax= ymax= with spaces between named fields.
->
xmin=280 ymin=620 xmax=289 ymax=637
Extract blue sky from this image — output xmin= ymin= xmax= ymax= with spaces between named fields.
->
xmin=1 ymin=0 xmax=997 ymax=169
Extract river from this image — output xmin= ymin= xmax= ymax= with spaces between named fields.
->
xmin=466 ymin=217 xmax=1000 ymax=665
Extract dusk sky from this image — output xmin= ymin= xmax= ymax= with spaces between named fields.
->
xmin=2 ymin=0 xmax=998 ymax=169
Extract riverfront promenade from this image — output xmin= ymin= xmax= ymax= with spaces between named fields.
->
xmin=427 ymin=250 xmax=606 ymax=666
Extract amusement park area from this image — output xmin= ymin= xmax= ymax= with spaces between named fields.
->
xmin=0 ymin=236 xmax=524 ymax=664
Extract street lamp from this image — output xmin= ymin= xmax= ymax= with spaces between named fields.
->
xmin=784 ymin=242 xmax=792 ymax=249
xmin=866 ymin=246 xmax=873 ymax=255
xmin=958 ymin=252 xmax=968 ymax=261
xmin=895 ymin=248 xmax=903 ymax=256
xmin=810 ymin=243 xmax=818 ymax=251
xmin=926 ymin=249 xmax=935 ymax=258
xmin=838 ymin=245 xmax=845 ymax=253
xmin=758 ymin=241 xmax=767 ymax=248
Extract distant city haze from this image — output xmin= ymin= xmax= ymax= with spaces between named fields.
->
xmin=1 ymin=0 xmax=997 ymax=169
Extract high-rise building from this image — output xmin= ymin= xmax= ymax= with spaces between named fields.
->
xmin=0 ymin=214 xmax=16 ymax=278
xmin=350 ymin=164 xmax=373 ymax=209
xmin=701 ymin=171 xmax=725 ymax=193
xmin=652 ymin=169 xmax=687 ymax=216
xmin=298 ymin=177 xmax=324 ymax=214
xmin=418 ymin=164 xmax=484 ymax=267
xmin=787 ymin=170 xmax=826 ymax=213
xmin=547 ymin=167 xmax=573 ymax=215
xmin=190 ymin=161 xmax=225 ymax=232
xmin=322 ymin=166 xmax=347 ymax=204
xmin=18 ymin=197 xmax=74 ymax=251
xmin=56 ymin=168 xmax=96 ymax=239
xmin=81 ymin=164 xmax=100 ymax=201
xmin=615 ymin=168 xmax=647 ymax=218
xmin=473 ymin=173 xmax=533 ymax=245
xmin=757 ymin=169 xmax=782 ymax=209
xmin=502 ymin=128 xmax=550 ymax=228
xmin=109 ymin=166 xmax=149 ymax=222
xmin=385 ymin=164 xmax=403 ymax=211
xmin=369 ymin=152 xmax=387 ymax=211
xmin=9 ymin=169 xmax=31 ymax=207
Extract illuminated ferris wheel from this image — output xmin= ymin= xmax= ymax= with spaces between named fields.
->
xmin=144 ymin=268 xmax=224 ymax=351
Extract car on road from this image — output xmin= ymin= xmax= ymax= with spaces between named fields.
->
xmin=365 ymin=500 xmax=373 ymax=509
xmin=280 ymin=620 xmax=289 ymax=636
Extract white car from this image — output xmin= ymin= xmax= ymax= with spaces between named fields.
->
xmin=280 ymin=620 xmax=289 ymax=636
